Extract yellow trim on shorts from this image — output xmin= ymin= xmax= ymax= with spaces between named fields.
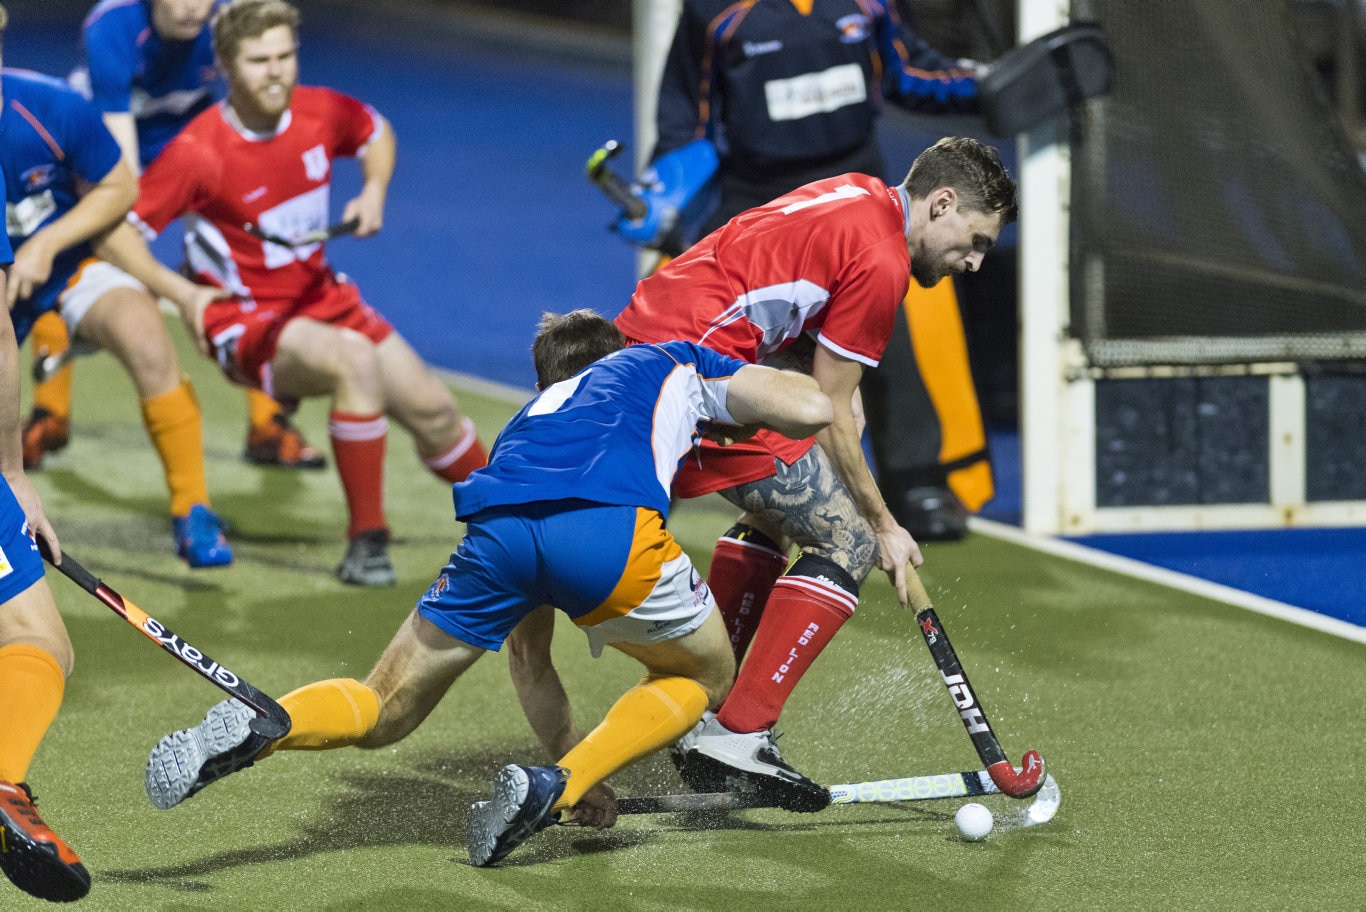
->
xmin=573 ymin=507 xmax=682 ymax=628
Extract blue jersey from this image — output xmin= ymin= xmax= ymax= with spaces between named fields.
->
xmin=0 ymin=169 xmax=10 ymax=263
xmin=73 ymin=0 xmax=223 ymax=166
xmin=1 ymin=68 xmax=124 ymax=338
xmin=453 ymin=341 xmax=748 ymax=521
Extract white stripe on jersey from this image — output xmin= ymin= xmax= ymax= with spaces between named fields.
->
xmin=699 ymin=279 xmax=831 ymax=361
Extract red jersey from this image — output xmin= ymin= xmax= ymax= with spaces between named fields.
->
xmin=615 ymin=172 xmax=912 ymax=496
xmin=131 ymin=86 xmax=381 ymax=306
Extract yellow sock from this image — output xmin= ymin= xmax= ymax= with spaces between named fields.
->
xmin=0 ymin=644 xmax=67 ymax=783
xmin=247 ymin=388 xmax=284 ymax=433
xmin=263 ymin=678 xmax=381 ymax=757
xmin=31 ymin=312 xmax=73 ymax=419
xmin=554 ymin=675 xmax=707 ymax=810
xmin=140 ymin=379 xmax=209 ymax=517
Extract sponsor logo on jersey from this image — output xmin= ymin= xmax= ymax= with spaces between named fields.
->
xmin=764 ymin=63 xmax=867 ymax=122
xmin=21 ymin=164 xmax=55 ymax=192
xmin=743 ymin=40 xmax=783 ymax=57
xmin=836 ymin=14 xmax=870 ymax=42
xmin=302 ymin=144 xmax=329 ymax=182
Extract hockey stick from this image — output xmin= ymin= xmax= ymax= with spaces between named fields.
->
xmin=585 ymin=140 xmax=646 ymax=220
xmin=38 ymin=544 xmax=292 ymax=740
xmin=243 ymin=217 xmax=360 ymax=248
xmin=607 ymin=770 xmax=1060 ymax=822
xmin=32 ymin=346 xmax=78 ymax=383
xmin=908 ymin=570 xmax=1045 ymax=798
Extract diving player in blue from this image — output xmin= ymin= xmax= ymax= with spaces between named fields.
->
xmin=0 ymin=62 xmax=231 ymax=566
xmin=142 ymin=309 xmax=833 ymax=869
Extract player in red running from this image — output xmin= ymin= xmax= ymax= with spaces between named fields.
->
xmin=110 ymin=0 xmax=487 ymax=585
xmin=614 ymin=136 xmax=1017 ymax=811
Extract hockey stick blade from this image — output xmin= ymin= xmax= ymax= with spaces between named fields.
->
xmin=243 ymin=217 xmax=360 ymax=248
xmin=39 ymin=544 xmax=292 ymax=740
xmin=610 ymin=770 xmax=1060 ymax=825
xmin=909 ymin=571 xmax=1046 ymax=798
xmin=586 ymin=140 xmax=647 ymax=221
xmin=32 ymin=347 xmax=78 ymax=383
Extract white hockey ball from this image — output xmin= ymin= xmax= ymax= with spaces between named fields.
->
xmin=955 ymin=802 xmax=993 ymax=841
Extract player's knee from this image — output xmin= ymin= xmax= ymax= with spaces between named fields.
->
xmin=786 ymin=553 xmax=861 ymax=598
xmin=720 ymin=522 xmax=783 ymax=554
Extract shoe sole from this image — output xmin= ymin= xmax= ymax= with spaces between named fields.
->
xmin=242 ymin=450 xmax=326 ymax=470
xmin=679 ymin=749 xmax=830 ymax=813
xmin=467 ymin=765 xmax=532 ymax=867
xmin=0 ymin=821 xmax=90 ymax=903
xmin=146 ymin=700 xmax=256 ymax=810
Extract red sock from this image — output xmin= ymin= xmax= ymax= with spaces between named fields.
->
xmin=715 ymin=573 xmax=856 ymax=734
xmin=422 ymin=416 xmax=487 ymax=483
xmin=707 ymin=528 xmax=788 ymax=662
xmin=329 ymin=410 xmax=387 ymax=539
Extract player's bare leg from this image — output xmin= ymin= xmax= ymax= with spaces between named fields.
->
xmin=273 ymin=320 xmax=402 ymax=584
xmin=374 ymin=332 xmax=487 ymax=483
xmin=74 ymin=286 xmax=231 ymax=567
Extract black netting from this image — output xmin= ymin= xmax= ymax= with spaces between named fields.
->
xmin=1070 ymin=0 xmax=1366 ymax=366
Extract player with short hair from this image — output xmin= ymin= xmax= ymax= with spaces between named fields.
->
xmin=1 ymin=14 xmax=232 ymax=567
xmin=139 ymin=309 xmax=834 ymax=867
xmin=0 ymin=10 xmax=91 ymax=903
xmin=115 ymin=0 xmax=487 ymax=584
xmin=614 ymin=135 xmax=1017 ymax=811
xmin=22 ymin=0 xmax=325 ymax=473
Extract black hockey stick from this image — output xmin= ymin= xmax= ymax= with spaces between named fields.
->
xmin=909 ymin=570 xmax=1045 ymax=798
xmin=243 ymin=217 xmax=360 ymax=247
xmin=39 ymin=544 xmax=292 ymax=740
xmin=585 ymin=140 xmax=647 ymax=221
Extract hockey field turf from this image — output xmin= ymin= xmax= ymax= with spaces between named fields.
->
xmin=8 ymin=330 xmax=1363 ymax=910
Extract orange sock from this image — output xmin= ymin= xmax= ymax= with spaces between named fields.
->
xmin=554 ymin=675 xmax=707 ymax=810
xmin=246 ymin=387 xmax=284 ymax=434
xmin=140 ymin=379 xmax=210 ymax=517
xmin=421 ymin=416 xmax=487 ymax=483
xmin=0 ymin=644 xmax=67 ymax=783
xmin=30 ymin=312 xmax=73 ymax=420
xmin=329 ymin=411 xmax=387 ymax=539
xmin=262 ymin=678 xmax=381 ymax=757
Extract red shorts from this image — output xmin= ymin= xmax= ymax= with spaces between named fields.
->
xmin=203 ymin=274 xmax=394 ymax=392
xmin=672 ymin=430 xmax=815 ymax=498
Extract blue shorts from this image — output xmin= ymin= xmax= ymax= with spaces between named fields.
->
xmin=417 ymin=500 xmax=713 ymax=656
xmin=0 ymin=481 xmax=45 ymax=603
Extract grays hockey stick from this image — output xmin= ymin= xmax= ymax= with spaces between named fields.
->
xmin=585 ymin=140 xmax=647 ymax=220
xmin=909 ymin=570 xmax=1046 ymax=798
xmin=243 ymin=217 xmax=360 ymax=248
xmin=610 ymin=770 xmax=1060 ymax=824
xmin=39 ymin=544 xmax=292 ymax=740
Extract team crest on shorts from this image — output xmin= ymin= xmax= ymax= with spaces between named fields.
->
xmin=0 ymin=544 xmax=13 ymax=579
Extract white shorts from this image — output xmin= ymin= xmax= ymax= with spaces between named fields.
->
xmin=58 ymin=259 xmax=147 ymax=341
xmin=580 ymin=548 xmax=715 ymax=658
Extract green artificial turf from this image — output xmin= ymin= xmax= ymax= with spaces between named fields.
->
xmin=9 ymin=324 xmax=1364 ymax=910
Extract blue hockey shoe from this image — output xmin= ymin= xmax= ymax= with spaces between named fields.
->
xmin=467 ymin=764 xmax=568 ymax=867
xmin=173 ymin=504 xmax=233 ymax=568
